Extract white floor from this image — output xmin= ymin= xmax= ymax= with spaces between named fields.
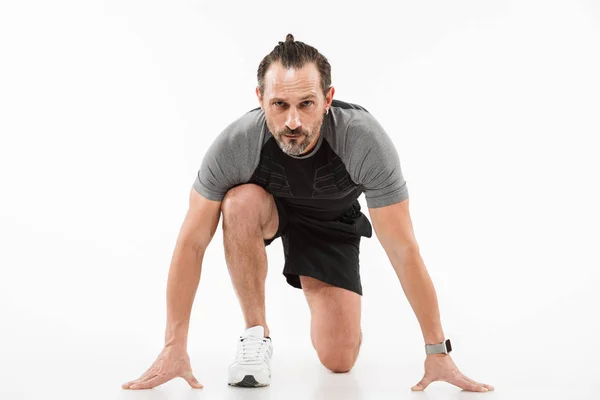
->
xmin=1 ymin=324 xmax=596 ymax=400
xmin=2 ymin=210 xmax=598 ymax=400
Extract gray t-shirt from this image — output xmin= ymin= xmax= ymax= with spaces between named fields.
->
xmin=193 ymin=99 xmax=408 ymax=221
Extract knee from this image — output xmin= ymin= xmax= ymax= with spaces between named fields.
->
xmin=221 ymin=184 xmax=266 ymax=217
xmin=316 ymin=341 xmax=361 ymax=373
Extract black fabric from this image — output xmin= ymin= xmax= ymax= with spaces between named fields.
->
xmin=249 ymin=135 xmax=363 ymax=221
xmin=264 ymin=197 xmax=372 ymax=296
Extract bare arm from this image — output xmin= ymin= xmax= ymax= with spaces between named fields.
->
xmin=369 ymin=198 xmax=494 ymax=392
xmin=123 ymin=188 xmax=221 ymax=390
xmin=164 ymin=187 xmax=221 ymax=349
xmin=368 ymin=198 xmax=444 ymax=344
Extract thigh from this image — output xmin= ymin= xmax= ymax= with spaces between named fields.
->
xmin=300 ymin=275 xmax=362 ymax=353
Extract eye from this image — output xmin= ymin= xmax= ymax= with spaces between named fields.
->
xmin=302 ymin=100 xmax=314 ymax=107
xmin=274 ymin=101 xmax=286 ymax=107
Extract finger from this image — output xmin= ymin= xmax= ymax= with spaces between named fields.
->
xmin=463 ymin=375 xmax=495 ymax=391
xmin=122 ymin=367 xmax=158 ymax=388
xmin=129 ymin=375 xmax=171 ymax=390
xmin=122 ymin=374 xmax=158 ymax=389
xmin=123 ymin=369 xmax=158 ymax=387
xmin=411 ymin=375 xmax=435 ymax=391
xmin=135 ymin=364 xmax=158 ymax=380
xmin=181 ymin=372 xmax=204 ymax=389
xmin=448 ymin=375 xmax=488 ymax=392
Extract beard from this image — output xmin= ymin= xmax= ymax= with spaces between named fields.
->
xmin=270 ymin=118 xmax=323 ymax=156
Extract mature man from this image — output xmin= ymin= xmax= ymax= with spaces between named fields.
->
xmin=122 ymin=34 xmax=494 ymax=392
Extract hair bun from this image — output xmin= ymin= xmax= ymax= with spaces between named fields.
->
xmin=285 ymin=33 xmax=295 ymax=42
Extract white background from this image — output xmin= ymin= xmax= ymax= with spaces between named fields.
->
xmin=1 ymin=1 xmax=599 ymax=399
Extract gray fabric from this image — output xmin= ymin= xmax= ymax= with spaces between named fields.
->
xmin=193 ymin=101 xmax=409 ymax=208
xmin=192 ymin=109 xmax=267 ymax=201
xmin=323 ymin=106 xmax=409 ymax=208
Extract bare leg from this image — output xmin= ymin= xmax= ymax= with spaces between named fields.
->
xmin=221 ymin=184 xmax=279 ymax=338
xmin=300 ymin=275 xmax=362 ymax=373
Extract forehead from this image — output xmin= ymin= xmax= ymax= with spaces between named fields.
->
xmin=263 ymin=62 xmax=321 ymax=99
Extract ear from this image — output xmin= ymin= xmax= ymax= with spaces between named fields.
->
xmin=255 ymin=86 xmax=263 ymax=110
xmin=325 ymin=86 xmax=335 ymax=110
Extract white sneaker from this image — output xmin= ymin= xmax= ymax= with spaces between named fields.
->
xmin=227 ymin=325 xmax=273 ymax=387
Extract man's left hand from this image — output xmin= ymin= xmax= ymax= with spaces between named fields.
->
xmin=411 ymin=354 xmax=494 ymax=392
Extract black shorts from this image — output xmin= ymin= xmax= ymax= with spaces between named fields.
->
xmin=264 ymin=197 xmax=373 ymax=296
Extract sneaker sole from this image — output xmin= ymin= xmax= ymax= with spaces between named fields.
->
xmin=228 ymin=375 xmax=270 ymax=388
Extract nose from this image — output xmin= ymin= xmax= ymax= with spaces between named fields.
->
xmin=285 ymin=107 xmax=301 ymax=131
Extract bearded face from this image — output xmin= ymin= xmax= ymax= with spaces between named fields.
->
xmin=257 ymin=62 xmax=333 ymax=157
xmin=267 ymin=114 xmax=323 ymax=156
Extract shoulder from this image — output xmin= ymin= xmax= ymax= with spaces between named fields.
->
xmin=212 ymin=107 xmax=267 ymax=150
xmin=194 ymin=107 xmax=266 ymax=200
xmin=329 ymin=99 xmax=371 ymax=133
xmin=327 ymin=101 xmax=408 ymax=207
xmin=327 ymin=100 xmax=393 ymax=156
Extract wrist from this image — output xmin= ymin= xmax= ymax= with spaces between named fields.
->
xmin=425 ymin=340 xmax=445 ymax=345
xmin=426 ymin=353 xmax=449 ymax=358
xmin=164 ymin=341 xmax=187 ymax=351
xmin=424 ymin=338 xmax=452 ymax=355
xmin=164 ymin=325 xmax=189 ymax=348
xmin=164 ymin=335 xmax=187 ymax=345
xmin=424 ymin=336 xmax=445 ymax=345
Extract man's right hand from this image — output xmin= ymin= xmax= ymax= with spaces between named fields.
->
xmin=121 ymin=345 xmax=204 ymax=390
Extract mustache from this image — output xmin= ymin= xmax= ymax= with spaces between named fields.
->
xmin=280 ymin=128 xmax=306 ymax=137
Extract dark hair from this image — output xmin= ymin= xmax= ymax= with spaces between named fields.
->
xmin=257 ymin=33 xmax=332 ymax=98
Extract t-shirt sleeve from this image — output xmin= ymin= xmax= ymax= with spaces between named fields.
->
xmin=192 ymin=131 xmax=237 ymax=201
xmin=192 ymin=112 xmax=262 ymax=201
xmin=346 ymin=112 xmax=409 ymax=208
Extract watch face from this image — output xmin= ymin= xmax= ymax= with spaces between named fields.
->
xmin=445 ymin=339 xmax=452 ymax=352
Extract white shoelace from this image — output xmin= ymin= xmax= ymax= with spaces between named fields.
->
xmin=236 ymin=337 xmax=270 ymax=365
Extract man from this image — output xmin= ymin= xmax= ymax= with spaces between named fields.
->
xmin=122 ymin=34 xmax=494 ymax=392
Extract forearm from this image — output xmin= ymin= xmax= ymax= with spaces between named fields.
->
xmin=390 ymin=249 xmax=445 ymax=344
xmin=164 ymin=243 xmax=205 ymax=349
